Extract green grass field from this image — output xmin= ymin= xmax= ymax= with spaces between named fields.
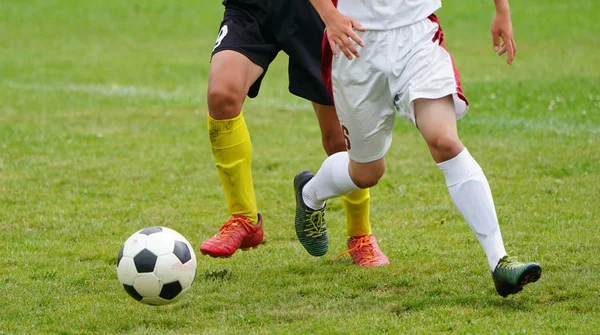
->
xmin=1 ymin=0 xmax=599 ymax=334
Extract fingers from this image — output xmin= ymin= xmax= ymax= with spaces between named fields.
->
xmin=497 ymin=45 xmax=506 ymax=56
xmin=342 ymin=22 xmax=364 ymax=59
xmin=329 ymin=40 xmax=339 ymax=59
xmin=344 ymin=37 xmax=361 ymax=59
xmin=328 ymin=17 xmax=365 ymax=60
xmin=337 ymin=38 xmax=355 ymax=60
xmin=492 ymin=30 xmax=500 ymax=52
xmin=348 ymin=27 xmax=364 ymax=47
xmin=352 ymin=19 xmax=366 ymax=32
xmin=332 ymin=30 xmax=363 ymax=60
xmin=494 ymin=34 xmax=517 ymax=65
xmin=497 ymin=37 xmax=516 ymax=65
xmin=507 ymin=38 xmax=517 ymax=65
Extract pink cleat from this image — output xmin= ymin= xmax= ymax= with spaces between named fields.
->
xmin=333 ymin=235 xmax=390 ymax=267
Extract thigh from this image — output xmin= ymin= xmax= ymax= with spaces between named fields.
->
xmin=209 ymin=50 xmax=264 ymax=104
xmin=211 ymin=6 xmax=280 ymax=98
xmin=414 ymin=96 xmax=459 ymax=142
xmin=391 ymin=15 xmax=469 ymax=126
xmin=413 ymin=96 xmax=464 ymax=163
xmin=332 ymin=31 xmax=396 ymax=164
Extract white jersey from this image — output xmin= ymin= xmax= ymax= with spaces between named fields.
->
xmin=337 ymin=0 xmax=441 ymax=30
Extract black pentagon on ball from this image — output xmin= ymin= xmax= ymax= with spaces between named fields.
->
xmin=117 ymin=244 xmax=124 ymax=267
xmin=123 ymin=284 xmax=143 ymax=301
xmin=173 ymin=241 xmax=192 ymax=264
xmin=133 ymin=249 xmax=158 ymax=273
xmin=159 ymin=281 xmax=183 ymax=300
xmin=138 ymin=226 xmax=163 ymax=235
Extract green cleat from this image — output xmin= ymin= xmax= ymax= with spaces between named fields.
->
xmin=294 ymin=171 xmax=328 ymax=256
xmin=492 ymin=255 xmax=542 ymax=297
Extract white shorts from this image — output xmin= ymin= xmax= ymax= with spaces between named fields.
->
xmin=326 ymin=14 xmax=468 ymax=163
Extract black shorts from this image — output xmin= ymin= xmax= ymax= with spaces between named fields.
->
xmin=211 ymin=2 xmax=333 ymax=105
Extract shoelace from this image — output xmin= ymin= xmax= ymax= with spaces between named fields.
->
xmin=303 ymin=209 xmax=326 ymax=237
xmin=332 ymin=236 xmax=377 ymax=263
xmin=216 ymin=216 xmax=256 ymax=240
xmin=494 ymin=256 xmax=524 ymax=277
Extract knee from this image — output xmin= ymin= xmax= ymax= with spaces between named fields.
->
xmin=207 ymin=84 xmax=245 ymax=119
xmin=427 ymin=134 xmax=464 ymax=162
xmin=352 ymin=171 xmax=383 ymax=189
xmin=354 ymin=176 xmax=379 ymax=189
xmin=350 ymin=163 xmax=385 ymax=189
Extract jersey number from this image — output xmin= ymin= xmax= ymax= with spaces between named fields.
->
xmin=213 ymin=25 xmax=228 ymax=51
xmin=342 ymin=125 xmax=351 ymax=150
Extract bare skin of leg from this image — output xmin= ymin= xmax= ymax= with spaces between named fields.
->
xmin=348 ymin=157 xmax=386 ymax=189
xmin=208 ymin=52 xmax=347 ymax=157
xmin=347 ymin=95 xmax=464 ymax=188
xmin=207 ymin=50 xmax=264 ymax=120
xmin=311 ymin=103 xmax=347 ymax=156
xmin=413 ymin=95 xmax=465 ymax=163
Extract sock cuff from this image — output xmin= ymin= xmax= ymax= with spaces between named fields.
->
xmin=437 ymin=148 xmax=482 ymax=187
xmin=207 ymin=112 xmax=245 ymax=133
xmin=331 ymin=152 xmax=359 ymax=193
xmin=208 ymin=112 xmax=250 ymax=149
xmin=341 ymin=188 xmax=370 ymax=204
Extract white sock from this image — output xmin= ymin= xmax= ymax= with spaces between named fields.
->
xmin=437 ymin=148 xmax=507 ymax=270
xmin=302 ymin=152 xmax=360 ymax=210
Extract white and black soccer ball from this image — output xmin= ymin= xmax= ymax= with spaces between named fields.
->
xmin=116 ymin=226 xmax=197 ymax=306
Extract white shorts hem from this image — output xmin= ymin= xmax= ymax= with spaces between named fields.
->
xmin=402 ymin=91 xmax=469 ymax=125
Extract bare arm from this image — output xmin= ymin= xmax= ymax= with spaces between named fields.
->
xmin=491 ymin=0 xmax=516 ymax=64
xmin=309 ymin=0 xmax=365 ymax=60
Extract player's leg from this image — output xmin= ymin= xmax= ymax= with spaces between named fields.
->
xmin=414 ymin=96 xmax=541 ymax=296
xmin=202 ymin=51 xmax=264 ymax=258
xmin=294 ymin=29 xmax=392 ymax=264
xmin=280 ymin=1 xmax=386 ymax=263
xmin=200 ymin=7 xmax=278 ymax=257
xmin=415 ymin=96 xmax=509 ymax=268
xmin=311 ymin=102 xmax=345 ymax=156
xmin=312 ymin=103 xmax=371 ymax=235
xmin=408 ymin=15 xmax=541 ymax=296
xmin=206 ymin=50 xmax=263 ymax=221
xmin=311 ymin=103 xmax=387 ymax=266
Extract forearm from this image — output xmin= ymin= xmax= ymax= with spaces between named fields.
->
xmin=309 ymin=0 xmax=339 ymax=25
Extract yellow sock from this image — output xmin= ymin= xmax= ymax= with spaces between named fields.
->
xmin=207 ymin=113 xmax=258 ymax=222
xmin=341 ymin=188 xmax=372 ymax=238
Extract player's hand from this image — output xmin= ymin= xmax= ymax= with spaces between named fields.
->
xmin=491 ymin=9 xmax=516 ymax=65
xmin=324 ymin=12 xmax=365 ymax=60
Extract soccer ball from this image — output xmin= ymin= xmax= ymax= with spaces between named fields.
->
xmin=116 ymin=226 xmax=197 ymax=306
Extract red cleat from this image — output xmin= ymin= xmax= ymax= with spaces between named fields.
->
xmin=333 ymin=235 xmax=390 ymax=267
xmin=200 ymin=214 xmax=264 ymax=257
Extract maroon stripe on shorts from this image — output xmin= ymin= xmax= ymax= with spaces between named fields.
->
xmin=428 ymin=14 xmax=468 ymax=106
xmin=319 ymin=0 xmax=338 ymax=101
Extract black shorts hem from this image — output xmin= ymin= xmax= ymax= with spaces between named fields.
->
xmin=211 ymin=46 xmax=270 ymax=71
xmin=289 ymin=87 xmax=333 ymax=106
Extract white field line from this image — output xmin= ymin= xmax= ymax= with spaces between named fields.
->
xmin=1 ymin=80 xmax=310 ymax=111
xmin=2 ymin=80 xmax=202 ymax=103
xmin=2 ymin=80 xmax=599 ymax=135
xmin=461 ymin=117 xmax=600 ymax=136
